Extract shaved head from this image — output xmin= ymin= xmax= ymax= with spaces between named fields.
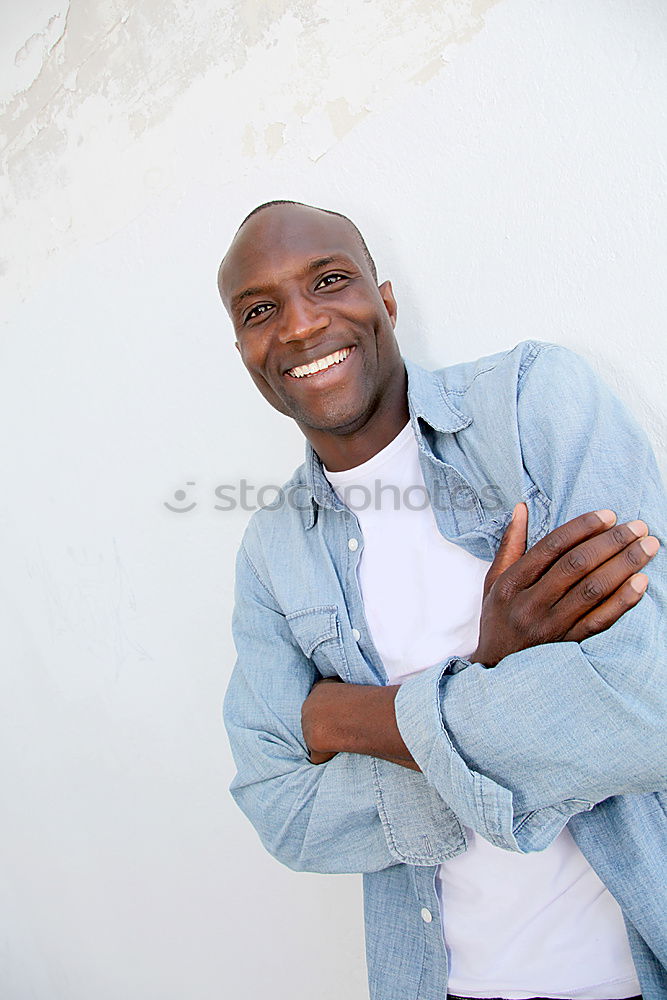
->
xmin=223 ymin=199 xmax=378 ymax=285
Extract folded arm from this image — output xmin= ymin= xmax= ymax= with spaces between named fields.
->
xmin=304 ymin=346 xmax=667 ymax=851
xmin=395 ymin=346 xmax=667 ymax=848
xmin=224 ymin=543 xmax=473 ymax=874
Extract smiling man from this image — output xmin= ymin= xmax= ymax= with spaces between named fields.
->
xmin=218 ymin=200 xmax=667 ymax=1000
xmin=220 ymin=201 xmax=408 ymax=472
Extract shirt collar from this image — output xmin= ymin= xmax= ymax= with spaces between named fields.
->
xmin=403 ymin=357 xmax=471 ymax=434
xmin=302 ymin=357 xmax=472 ymax=528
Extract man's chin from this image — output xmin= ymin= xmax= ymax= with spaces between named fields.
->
xmin=293 ymin=400 xmax=375 ymax=438
xmin=250 ymin=378 xmax=354 ymax=426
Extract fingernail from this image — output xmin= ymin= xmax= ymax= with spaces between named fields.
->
xmin=639 ymin=536 xmax=660 ymax=556
xmin=626 ymin=519 xmax=648 ymax=537
xmin=595 ymin=509 xmax=616 ymax=525
xmin=630 ymin=573 xmax=649 ymax=593
xmin=512 ymin=501 xmax=527 ymax=521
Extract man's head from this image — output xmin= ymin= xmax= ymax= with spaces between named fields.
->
xmin=235 ymin=200 xmax=379 ymax=283
xmin=217 ymin=200 xmax=408 ymax=468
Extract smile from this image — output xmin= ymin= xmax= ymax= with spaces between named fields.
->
xmin=286 ymin=347 xmax=353 ymax=379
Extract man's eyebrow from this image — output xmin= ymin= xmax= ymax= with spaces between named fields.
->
xmin=307 ymin=255 xmax=337 ymax=271
xmin=231 ymin=286 xmax=267 ymax=311
xmin=231 ymin=255 xmax=355 ymax=311
xmin=307 ymin=254 xmax=354 ymax=271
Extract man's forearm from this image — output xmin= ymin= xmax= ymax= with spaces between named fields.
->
xmin=302 ymin=681 xmax=421 ymax=771
xmin=303 ymin=506 xmax=658 ymax=771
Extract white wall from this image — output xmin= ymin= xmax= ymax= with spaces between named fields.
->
xmin=1 ymin=2 xmax=665 ymax=998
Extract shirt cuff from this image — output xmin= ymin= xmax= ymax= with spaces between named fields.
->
xmin=393 ymin=657 xmax=526 ymax=851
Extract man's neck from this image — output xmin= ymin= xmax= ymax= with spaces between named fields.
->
xmin=303 ymin=375 xmax=410 ymax=472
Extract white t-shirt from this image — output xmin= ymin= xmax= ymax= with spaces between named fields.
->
xmin=324 ymin=420 xmax=640 ymax=1000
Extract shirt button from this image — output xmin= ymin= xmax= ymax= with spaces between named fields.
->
xmin=420 ymin=907 xmax=433 ymax=923
xmin=351 ymin=628 xmax=361 ymax=642
xmin=348 ymin=538 xmax=359 ymax=551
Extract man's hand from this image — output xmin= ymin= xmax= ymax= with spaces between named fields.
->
xmin=301 ymin=504 xmax=660 ymax=766
xmin=471 ymin=504 xmax=659 ymax=667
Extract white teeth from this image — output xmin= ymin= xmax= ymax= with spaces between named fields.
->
xmin=288 ymin=347 xmax=352 ymax=378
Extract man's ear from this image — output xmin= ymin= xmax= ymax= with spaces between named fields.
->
xmin=378 ymin=279 xmax=397 ymax=329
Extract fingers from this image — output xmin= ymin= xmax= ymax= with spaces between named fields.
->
xmin=533 ymin=519 xmax=651 ymax=606
xmin=507 ymin=509 xmax=618 ymax=589
xmin=553 ymin=534 xmax=659 ymax=627
xmin=563 ymin=573 xmax=649 ymax=643
xmin=483 ymin=502 xmax=528 ymax=596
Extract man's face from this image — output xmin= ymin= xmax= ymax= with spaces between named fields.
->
xmin=218 ymin=204 xmax=403 ymax=440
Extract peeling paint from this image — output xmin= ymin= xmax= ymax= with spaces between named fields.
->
xmin=3 ymin=3 xmax=70 ymax=98
xmin=241 ymin=122 xmax=256 ymax=158
xmin=326 ymin=97 xmax=369 ymax=141
xmin=0 ymin=0 xmax=501 ymax=304
xmin=411 ymin=56 xmax=447 ymax=85
xmin=265 ymin=121 xmax=287 ymax=156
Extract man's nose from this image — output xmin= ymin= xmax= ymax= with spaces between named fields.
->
xmin=278 ymin=296 xmax=330 ymax=343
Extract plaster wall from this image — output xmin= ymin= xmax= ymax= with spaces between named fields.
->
xmin=1 ymin=2 xmax=665 ymax=998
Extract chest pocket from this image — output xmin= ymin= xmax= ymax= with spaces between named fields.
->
xmin=476 ymin=481 xmax=552 ymax=553
xmin=286 ymin=605 xmax=351 ymax=682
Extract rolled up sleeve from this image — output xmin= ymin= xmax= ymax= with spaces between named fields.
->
xmin=224 ymin=542 xmax=470 ymax=874
xmin=396 ymin=344 xmax=667 ymax=852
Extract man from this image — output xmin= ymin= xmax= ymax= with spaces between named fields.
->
xmin=218 ymin=200 xmax=667 ymax=1000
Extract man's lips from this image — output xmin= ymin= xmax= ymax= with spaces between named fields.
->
xmin=285 ymin=346 xmax=354 ymax=379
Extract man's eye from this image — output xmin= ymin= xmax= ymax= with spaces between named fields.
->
xmin=245 ymin=303 xmax=273 ymax=322
xmin=316 ymin=273 xmax=346 ymax=289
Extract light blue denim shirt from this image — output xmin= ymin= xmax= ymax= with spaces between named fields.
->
xmin=224 ymin=341 xmax=667 ymax=1000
